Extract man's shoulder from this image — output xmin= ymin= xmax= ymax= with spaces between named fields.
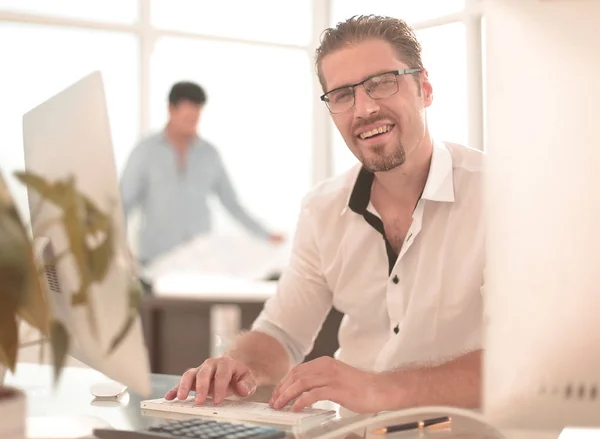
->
xmin=444 ymin=141 xmax=485 ymax=175
xmin=442 ymin=141 xmax=485 ymax=203
xmin=196 ymin=137 xmax=220 ymax=155
xmin=301 ymin=164 xmax=362 ymax=211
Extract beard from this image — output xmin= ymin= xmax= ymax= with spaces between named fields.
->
xmin=350 ymin=114 xmax=407 ymax=172
xmin=359 ymin=140 xmax=406 ymax=172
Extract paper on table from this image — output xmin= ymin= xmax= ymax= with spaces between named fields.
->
xmin=142 ymin=232 xmax=292 ymax=283
xmin=151 ymin=273 xmax=277 ymax=301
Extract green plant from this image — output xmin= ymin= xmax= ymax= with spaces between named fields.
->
xmin=0 ymin=170 xmax=141 ymax=380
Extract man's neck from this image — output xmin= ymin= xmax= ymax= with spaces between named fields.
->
xmin=373 ymin=134 xmax=433 ymax=207
xmin=165 ymin=123 xmax=195 ymax=151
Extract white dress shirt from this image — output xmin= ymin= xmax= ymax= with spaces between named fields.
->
xmin=252 ymin=140 xmax=485 ymax=372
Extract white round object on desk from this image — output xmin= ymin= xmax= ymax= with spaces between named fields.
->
xmin=89 ymin=381 xmax=127 ymax=399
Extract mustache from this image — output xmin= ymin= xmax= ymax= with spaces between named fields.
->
xmin=353 ymin=116 xmax=396 ymax=131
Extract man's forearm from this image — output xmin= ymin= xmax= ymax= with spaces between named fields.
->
xmin=226 ymin=331 xmax=291 ymax=386
xmin=378 ymin=349 xmax=482 ymax=410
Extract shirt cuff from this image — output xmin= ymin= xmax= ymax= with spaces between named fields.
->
xmin=251 ymin=320 xmax=305 ymax=366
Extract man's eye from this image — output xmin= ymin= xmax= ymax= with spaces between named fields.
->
xmin=331 ymin=90 xmax=353 ymax=103
xmin=372 ymin=77 xmax=396 ymax=87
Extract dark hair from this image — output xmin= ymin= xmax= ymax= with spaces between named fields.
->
xmin=315 ymin=15 xmax=423 ymax=91
xmin=168 ymin=81 xmax=207 ymax=106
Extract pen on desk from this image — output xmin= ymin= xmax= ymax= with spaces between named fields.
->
xmin=371 ymin=416 xmax=451 ymax=434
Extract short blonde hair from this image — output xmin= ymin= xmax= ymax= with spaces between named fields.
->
xmin=315 ymin=15 xmax=424 ymax=91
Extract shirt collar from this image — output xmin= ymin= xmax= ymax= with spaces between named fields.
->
xmin=160 ymin=129 xmax=201 ymax=148
xmin=341 ymin=139 xmax=455 ymax=215
xmin=421 ymin=139 xmax=455 ymax=202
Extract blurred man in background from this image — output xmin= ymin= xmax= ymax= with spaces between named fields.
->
xmin=120 ymin=81 xmax=283 ymax=267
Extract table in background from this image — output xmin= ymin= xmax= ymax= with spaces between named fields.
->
xmin=141 ymin=275 xmax=343 ymax=375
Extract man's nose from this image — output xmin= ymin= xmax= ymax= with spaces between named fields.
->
xmin=353 ymin=86 xmax=380 ymax=118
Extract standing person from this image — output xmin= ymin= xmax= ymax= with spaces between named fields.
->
xmin=120 ymin=81 xmax=284 ymax=267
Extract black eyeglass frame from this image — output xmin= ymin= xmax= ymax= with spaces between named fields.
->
xmin=320 ymin=68 xmax=422 ymax=113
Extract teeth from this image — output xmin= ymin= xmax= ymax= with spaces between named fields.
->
xmin=359 ymin=124 xmax=392 ymax=139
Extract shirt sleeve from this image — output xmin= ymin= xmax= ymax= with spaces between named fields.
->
xmin=212 ymin=152 xmax=270 ymax=239
xmin=252 ymin=200 xmax=333 ymax=365
xmin=119 ymin=144 xmax=147 ymax=217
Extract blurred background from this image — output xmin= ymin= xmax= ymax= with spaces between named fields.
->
xmin=0 ymin=0 xmax=483 ymax=241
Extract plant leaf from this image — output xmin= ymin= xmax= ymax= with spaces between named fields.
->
xmin=49 ymin=320 xmax=69 ymax=382
xmin=0 ymin=344 xmax=13 ymax=373
xmin=108 ymin=278 xmax=143 ymax=355
xmin=15 ymin=251 xmax=50 ymax=335
xmin=14 ymin=171 xmax=70 ymax=207
xmin=0 ymin=306 xmax=19 ymax=372
xmin=81 ymin=196 xmax=114 ymax=282
xmin=129 ymin=278 xmax=143 ymax=310
xmin=0 ymin=206 xmax=34 ymax=311
xmin=108 ymin=315 xmax=135 ymax=355
xmin=0 ymin=173 xmax=51 ymax=335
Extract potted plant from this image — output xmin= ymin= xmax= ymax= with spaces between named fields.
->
xmin=0 ymin=169 xmax=141 ymax=438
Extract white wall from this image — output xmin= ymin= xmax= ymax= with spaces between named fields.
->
xmin=483 ymin=0 xmax=600 ymax=429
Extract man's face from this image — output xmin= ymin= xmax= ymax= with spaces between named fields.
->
xmin=321 ymin=39 xmax=433 ymax=172
xmin=169 ymin=100 xmax=202 ymax=137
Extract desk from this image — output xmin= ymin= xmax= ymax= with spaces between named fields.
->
xmin=142 ymin=275 xmax=343 ymax=375
xmin=4 ymin=363 xmax=539 ymax=439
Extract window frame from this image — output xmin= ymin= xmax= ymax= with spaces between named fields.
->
xmin=0 ymin=0 xmax=484 ymax=184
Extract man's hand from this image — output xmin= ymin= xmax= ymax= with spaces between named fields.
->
xmin=268 ymin=357 xmax=387 ymax=413
xmin=165 ymin=356 xmax=257 ymax=405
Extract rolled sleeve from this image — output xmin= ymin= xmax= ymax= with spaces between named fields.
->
xmin=251 ymin=200 xmax=333 ymax=365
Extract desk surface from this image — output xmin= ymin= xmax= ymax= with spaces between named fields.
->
xmin=4 ymin=364 xmax=559 ymax=439
xmin=6 ymin=363 xmax=178 ymax=432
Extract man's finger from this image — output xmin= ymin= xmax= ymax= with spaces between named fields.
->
xmin=290 ymin=386 xmax=329 ymax=412
xmin=234 ymin=371 xmax=257 ymax=397
xmin=272 ymin=364 xmax=306 ymax=401
xmin=271 ymin=375 xmax=329 ymax=410
xmin=178 ymin=368 xmax=199 ymax=400
xmin=271 ymin=361 xmax=327 ymax=405
xmin=212 ymin=361 xmax=233 ymax=404
xmin=164 ymin=385 xmax=179 ymax=400
xmin=195 ymin=362 xmax=217 ymax=404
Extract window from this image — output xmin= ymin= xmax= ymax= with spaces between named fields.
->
xmin=418 ymin=23 xmax=468 ymax=146
xmin=0 ymin=23 xmax=139 ymax=218
xmin=332 ymin=22 xmax=468 ymax=175
xmin=331 ymin=0 xmax=465 ymax=25
xmin=151 ymin=0 xmax=312 ymax=46
xmin=150 ymin=37 xmax=313 ymax=234
xmin=0 ymin=0 xmax=138 ymax=24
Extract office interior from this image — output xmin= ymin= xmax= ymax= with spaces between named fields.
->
xmin=1 ymin=0 xmax=481 ymax=371
xmin=1 ymin=1 xmax=599 ymax=438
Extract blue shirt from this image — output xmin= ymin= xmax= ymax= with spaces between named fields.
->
xmin=120 ymin=132 xmax=270 ymax=264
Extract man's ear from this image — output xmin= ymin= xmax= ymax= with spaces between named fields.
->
xmin=421 ymin=68 xmax=433 ymax=107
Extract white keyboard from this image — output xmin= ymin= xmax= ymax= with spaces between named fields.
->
xmin=141 ymin=397 xmax=336 ymax=426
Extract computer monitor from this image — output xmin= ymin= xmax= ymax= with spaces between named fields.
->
xmin=21 ymin=71 xmax=151 ymax=396
xmin=483 ymin=0 xmax=600 ymax=432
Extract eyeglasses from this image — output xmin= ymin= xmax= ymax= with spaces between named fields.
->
xmin=320 ymin=68 xmax=422 ymax=114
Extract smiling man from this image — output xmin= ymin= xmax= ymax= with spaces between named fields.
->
xmin=166 ymin=15 xmax=485 ymax=414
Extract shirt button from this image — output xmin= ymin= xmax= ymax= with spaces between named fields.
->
xmin=392 ymin=275 xmax=399 ymax=284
